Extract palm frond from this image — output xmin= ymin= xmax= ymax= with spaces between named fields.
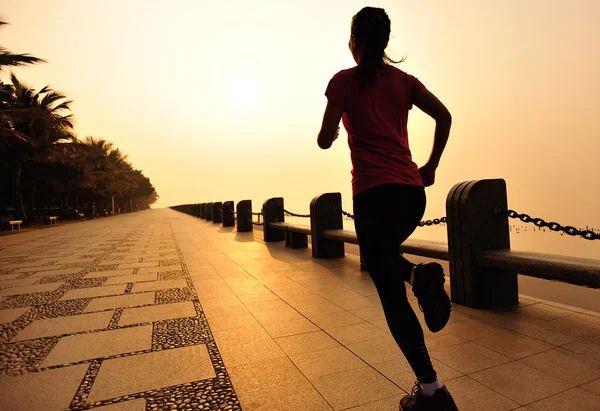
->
xmin=0 ymin=47 xmax=46 ymax=69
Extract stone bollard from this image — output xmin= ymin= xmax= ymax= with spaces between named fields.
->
xmin=310 ymin=192 xmax=344 ymax=258
xmin=200 ymin=203 xmax=206 ymax=219
xmin=236 ymin=200 xmax=252 ymax=232
xmin=205 ymin=202 xmax=213 ymax=221
xmin=263 ymin=198 xmax=285 ymax=242
xmin=212 ymin=202 xmax=223 ymax=224
xmin=223 ymin=201 xmax=235 ymax=227
xmin=446 ymin=179 xmax=517 ymax=309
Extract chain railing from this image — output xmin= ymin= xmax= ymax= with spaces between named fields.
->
xmin=333 ymin=206 xmax=446 ymax=228
xmin=496 ymin=207 xmax=599 ymax=241
xmin=283 ymin=209 xmax=311 ymax=218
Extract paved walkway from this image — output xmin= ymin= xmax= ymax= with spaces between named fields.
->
xmin=0 ymin=209 xmax=599 ymax=411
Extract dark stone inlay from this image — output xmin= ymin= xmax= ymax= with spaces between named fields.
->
xmin=0 ymin=222 xmax=243 ymax=410
xmin=158 ymin=271 xmax=185 ymax=281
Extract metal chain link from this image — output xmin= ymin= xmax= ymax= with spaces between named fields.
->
xmin=333 ymin=206 xmax=354 ymax=220
xmin=417 ymin=217 xmax=447 ymax=227
xmin=283 ymin=209 xmax=311 ymax=218
xmin=251 ymin=211 xmax=262 ymax=216
xmin=499 ymin=207 xmax=599 ymax=241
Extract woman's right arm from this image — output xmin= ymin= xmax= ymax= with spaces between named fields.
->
xmin=413 ymin=88 xmax=452 ymax=186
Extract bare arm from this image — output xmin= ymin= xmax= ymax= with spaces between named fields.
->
xmin=317 ymin=100 xmax=343 ymax=150
xmin=413 ymin=88 xmax=452 ymax=167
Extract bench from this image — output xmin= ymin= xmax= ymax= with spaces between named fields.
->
xmin=48 ymin=216 xmax=57 ymax=225
xmin=9 ymin=220 xmax=22 ymax=231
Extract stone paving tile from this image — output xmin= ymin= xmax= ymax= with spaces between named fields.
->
xmin=0 ymin=282 xmax=63 ymax=297
xmin=260 ymin=317 xmax=320 ymax=338
xmin=138 ymin=265 xmax=183 ymax=274
xmin=104 ymin=273 xmax=158 ymax=285
xmin=510 ymin=302 xmax=576 ymax=321
xmin=84 ymin=269 xmax=135 ymax=278
xmin=118 ymin=301 xmax=196 ymax=326
xmin=12 ymin=310 xmax=114 ymax=342
xmin=41 ymin=325 xmax=153 ymax=367
xmin=289 ymin=346 xmax=368 ymax=380
xmin=443 ymin=318 xmax=505 ymax=340
xmin=312 ymin=366 xmax=402 ymax=410
xmin=563 ymin=339 xmax=600 ymax=362
xmin=327 ymin=322 xmax=391 ymax=346
xmin=84 ymin=292 xmax=156 ymax=312
xmin=0 ymin=363 xmax=89 ymax=411
xmin=0 ymin=307 xmax=31 ymax=324
xmin=275 ymin=331 xmax=341 ymax=357
xmin=309 ymin=310 xmax=365 ymax=330
xmin=343 ymin=395 xmax=404 ymax=411
xmin=475 ymin=329 xmax=555 ymax=359
xmin=131 ymin=279 xmax=187 ymax=293
xmin=525 ymin=387 xmax=600 ymax=411
xmin=470 ymin=361 xmax=572 ymax=405
xmin=373 ymin=357 xmax=463 ymax=393
xmin=89 ymin=398 xmax=146 ymax=411
xmin=31 ymin=268 xmax=83 ymax=277
xmin=519 ymin=347 xmax=600 ymax=385
xmin=219 ymin=338 xmax=287 ymax=368
xmin=0 ymin=278 xmax=39 ymax=288
xmin=581 ymin=378 xmax=600 ymax=397
xmin=349 ymin=306 xmax=385 ymax=322
xmin=227 ymin=357 xmax=333 ymax=411
xmin=429 ymin=341 xmax=513 ymax=374
xmin=0 ymin=273 xmax=24 ymax=281
xmin=117 ymin=261 xmax=159 ymax=269
xmin=346 ymin=336 xmax=405 ymax=365
xmin=59 ymin=284 xmax=127 ymax=301
xmin=443 ymin=376 xmax=520 ymax=411
xmin=87 ymin=344 xmax=216 ymax=403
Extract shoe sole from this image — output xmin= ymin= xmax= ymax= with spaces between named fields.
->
xmin=415 ymin=263 xmax=451 ymax=333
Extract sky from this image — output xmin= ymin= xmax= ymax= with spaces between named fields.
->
xmin=2 ymin=0 xmax=599 ymax=234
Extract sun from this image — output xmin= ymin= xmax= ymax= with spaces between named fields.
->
xmin=230 ymin=79 xmax=259 ymax=109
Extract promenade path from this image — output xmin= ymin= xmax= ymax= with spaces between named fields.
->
xmin=1 ymin=209 xmax=599 ymax=411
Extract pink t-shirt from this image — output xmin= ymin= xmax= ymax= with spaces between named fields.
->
xmin=325 ymin=65 xmax=425 ymax=196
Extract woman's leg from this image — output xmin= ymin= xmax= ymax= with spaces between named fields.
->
xmin=353 ymin=184 xmax=436 ymax=383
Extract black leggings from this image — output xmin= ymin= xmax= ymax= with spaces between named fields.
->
xmin=353 ymin=183 xmax=437 ymax=383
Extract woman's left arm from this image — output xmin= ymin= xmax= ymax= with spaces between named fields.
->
xmin=317 ymin=100 xmax=343 ymax=150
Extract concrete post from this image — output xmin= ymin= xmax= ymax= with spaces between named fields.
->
xmin=212 ymin=202 xmax=223 ymax=224
xmin=263 ymin=197 xmax=285 ymax=242
xmin=310 ymin=192 xmax=344 ymax=259
xmin=236 ymin=200 xmax=252 ymax=232
xmin=205 ymin=202 xmax=213 ymax=221
xmin=223 ymin=201 xmax=235 ymax=227
xmin=446 ymin=179 xmax=518 ymax=308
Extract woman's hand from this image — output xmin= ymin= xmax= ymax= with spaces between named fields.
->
xmin=418 ymin=162 xmax=437 ymax=187
xmin=333 ymin=127 xmax=340 ymax=142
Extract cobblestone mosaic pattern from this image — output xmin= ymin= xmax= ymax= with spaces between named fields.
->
xmin=0 ymin=215 xmax=241 ymax=411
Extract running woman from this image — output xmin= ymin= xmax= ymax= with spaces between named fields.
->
xmin=317 ymin=7 xmax=458 ymax=411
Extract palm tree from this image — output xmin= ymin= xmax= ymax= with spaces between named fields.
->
xmin=0 ymin=20 xmax=46 ymax=144
xmin=0 ymin=21 xmax=45 ymax=69
xmin=0 ymin=74 xmax=73 ymax=223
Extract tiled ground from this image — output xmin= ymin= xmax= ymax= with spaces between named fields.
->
xmin=0 ymin=209 xmax=599 ymax=411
